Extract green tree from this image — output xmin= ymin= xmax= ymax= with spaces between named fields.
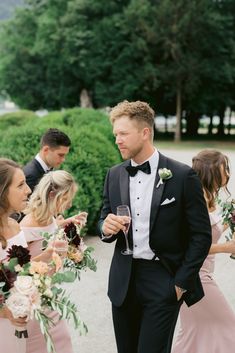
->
xmin=0 ymin=0 xmax=160 ymax=109
xmin=150 ymin=0 xmax=235 ymax=140
xmin=60 ymin=0 xmax=159 ymax=107
xmin=0 ymin=0 xmax=234 ymax=142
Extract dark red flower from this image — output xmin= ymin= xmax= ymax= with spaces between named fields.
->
xmin=64 ymin=222 xmax=81 ymax=247
xmin=231 ymin=211 xmax=235 ymax=224
xmin=7 ymin=245 xmax=31 ymax=266
xmin=0 ymin=267 xmax=16 ymax=291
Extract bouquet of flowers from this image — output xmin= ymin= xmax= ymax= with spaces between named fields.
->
xmin=219 ymin=198 xmax=235 ymax=259
xmin=0 ymin=245 xmax=87 ymax=353
xmin=42 ymin=222 xmax=97 ymax=279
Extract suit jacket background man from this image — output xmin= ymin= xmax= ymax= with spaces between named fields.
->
xmin=23 ymin=128 xmax=71 ymax=192
xmin=10 ymin=128 xmax=71 ymax=222
xmin=98 ymin=100 xmax=212 ymax=353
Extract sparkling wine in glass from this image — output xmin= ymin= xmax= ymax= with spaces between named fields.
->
xmin=52 ymin=232 xmax=68 ymax=257
xmin=117 ymin=205 xmax=132 ymax=255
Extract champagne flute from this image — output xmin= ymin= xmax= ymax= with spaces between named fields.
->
xmin=117 ymin=205 xmax=132 ymax=255
xmin=52 ymin=231 xmax=68 ymax=258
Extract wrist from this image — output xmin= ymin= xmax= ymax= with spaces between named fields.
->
xmin=0 ymin=306 xmax=8 ymax=319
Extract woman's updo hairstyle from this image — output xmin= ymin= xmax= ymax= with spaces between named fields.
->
xmin=24 ymin=170 xmax=77 ymax=224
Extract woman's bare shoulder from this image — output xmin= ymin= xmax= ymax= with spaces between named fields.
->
xmin=20 ymin=214 xmax=37 ymax=227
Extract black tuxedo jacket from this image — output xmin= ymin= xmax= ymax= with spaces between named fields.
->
xmin=23 ymin=158 xmax=45 ymax=193
xmin=98 ymin=153 xmax=212 ymax=307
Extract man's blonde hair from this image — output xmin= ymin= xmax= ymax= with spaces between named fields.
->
xmin=24 ymin=170 xmax=77 ymax=224
xmin=110 ymin=100 xmax=155 ymax=132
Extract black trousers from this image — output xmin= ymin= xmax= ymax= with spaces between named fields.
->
xmin=112 ymin=259 xmax=182 ymax=353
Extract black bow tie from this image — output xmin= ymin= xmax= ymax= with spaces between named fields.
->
xmin=126 ymin=161 xmax=151 ymax=177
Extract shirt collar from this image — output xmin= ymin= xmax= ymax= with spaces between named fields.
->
xmin=35 ymin=154 xmax=51 ymax=172
xmin=131 ymin=148 xmax=159 ymax=171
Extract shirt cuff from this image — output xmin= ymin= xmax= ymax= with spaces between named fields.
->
xmin=101 ymin=232 xmax=114 ymax=241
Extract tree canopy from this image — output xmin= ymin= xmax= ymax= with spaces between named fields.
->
xmin=0 ymin=0 xmax=235 ymax=139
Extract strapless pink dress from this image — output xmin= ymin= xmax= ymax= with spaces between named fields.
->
xmin=21 ymin=220 xmax=74 ymax=353
xmin=172 ymin=211 xmax=235 ymax=353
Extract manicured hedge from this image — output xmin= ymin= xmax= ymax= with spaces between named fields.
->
xmin=0 ymin=126 xmax=45 ymax=164
xmin=0 ymin=108 xmax=121 ymax=234
xmin=63 ymin=127 xmax=120 ymax=232
xmin=34 ymin=108 xmax=115 ymax=144
xmin=0 ymin=110 xmax=37 ymax=130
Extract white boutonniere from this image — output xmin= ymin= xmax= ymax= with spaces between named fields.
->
xmin=156 ymin=168 xmax=173 ymax=188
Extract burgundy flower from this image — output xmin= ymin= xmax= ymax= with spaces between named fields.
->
xmin=7 ymin=245 xmax=31 ymax=266
xmin=231 ymin=211 xmax=235 ymax=225
xmin=0 ymin=292 xmax=5 ymax=305
xmin=64 ymin=222 xmax=81 ymax=247
xmin=0 ymin=267 xmax=16 ymax=291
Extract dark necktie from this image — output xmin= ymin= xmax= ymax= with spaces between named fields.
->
xmin=126 ymin=161 xmax=151 ymax=177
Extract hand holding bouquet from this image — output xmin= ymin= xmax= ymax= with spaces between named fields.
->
xmin=43 ymin=220 xmax=97 ymax=280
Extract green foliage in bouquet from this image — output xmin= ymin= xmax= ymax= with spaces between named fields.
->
xmin=42 ymin=222 xmax=97 ymax=281
xmin=218 ymin=198 xmax=235 ymax=259
xmin=218 ymin=198 xmax=235 ymax=241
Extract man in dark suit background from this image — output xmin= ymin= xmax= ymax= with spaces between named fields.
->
xmin=98 ymin=101 xmax=212 ymax=353
xmin=23 ymin=128 xmax=71 ymax=192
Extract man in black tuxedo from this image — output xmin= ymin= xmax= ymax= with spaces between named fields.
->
xmin=98 ymin=101 xmax=212 ymax=353
xmin=23 ymin=128 xmax=71 ymax=193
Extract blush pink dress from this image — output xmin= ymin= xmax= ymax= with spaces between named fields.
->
xmin=172 ymin=211 xmax=235 ymax=353
xmin=0 ymin=231 xmax=28 ymax=353
xmin=21 ymin=220 xmax=74 ymax=353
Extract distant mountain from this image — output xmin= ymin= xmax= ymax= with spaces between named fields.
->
xmin=0 ymin=0 xmax=24 ymax=21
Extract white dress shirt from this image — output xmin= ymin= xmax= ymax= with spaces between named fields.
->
xmin=130 ymin=149 xmax=159 ymax=259
xmin=35 ymin=153 xmax=51 ymax=172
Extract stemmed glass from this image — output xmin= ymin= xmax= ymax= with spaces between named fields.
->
xmin=52 ymin=231 xmax=69 ymax=270
xmin=117 ymin=205 xmax=132 ymax=255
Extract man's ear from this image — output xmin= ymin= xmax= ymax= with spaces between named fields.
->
xmin=142 ymin=127 xmax=151 ymax=140
xmin=42 ymin=145 xmax=50 ymax=153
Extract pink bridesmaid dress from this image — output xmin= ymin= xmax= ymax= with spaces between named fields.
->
xmin=21 ymin=219 xmax=74 ymax=353
xmin=172 ymin=211 xmax=235 ymax=353
xmin=0 ymin=231 xmax=28 ymax=353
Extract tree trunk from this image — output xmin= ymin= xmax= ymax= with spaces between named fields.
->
xmin=80 ymin=89 xmax=93 ymax=108
xmin=227 ymin=109 xmax=232 ymax=135
xmin=164 ymin=117 xmax=168 ymax=133
xmin=174 ymin=84 xmax=181 ymax=142
xmin=208 ymin=115 xmax=213 ymax=135
xmin=185 ymin=112 xmax=200 ymax=137
xmin=217 ymin=109 xmax=225 ymax=137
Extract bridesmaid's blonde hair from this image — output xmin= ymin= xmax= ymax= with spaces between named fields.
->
xmin=0 ymin=158 xmax=21 ymax=249
xmin=24 ymin=170 xmax=77 ymax=225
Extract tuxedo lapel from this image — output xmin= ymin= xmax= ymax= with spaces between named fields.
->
xmin=33 ymin=159 xmax=46 ymax=176
xmin=119 ymin=162 xmax=130 ymax=207
xmin=149 ymin=153 xmax=168 ymax=233
xmin=119 ymin=163 xmax=133 ymax=245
